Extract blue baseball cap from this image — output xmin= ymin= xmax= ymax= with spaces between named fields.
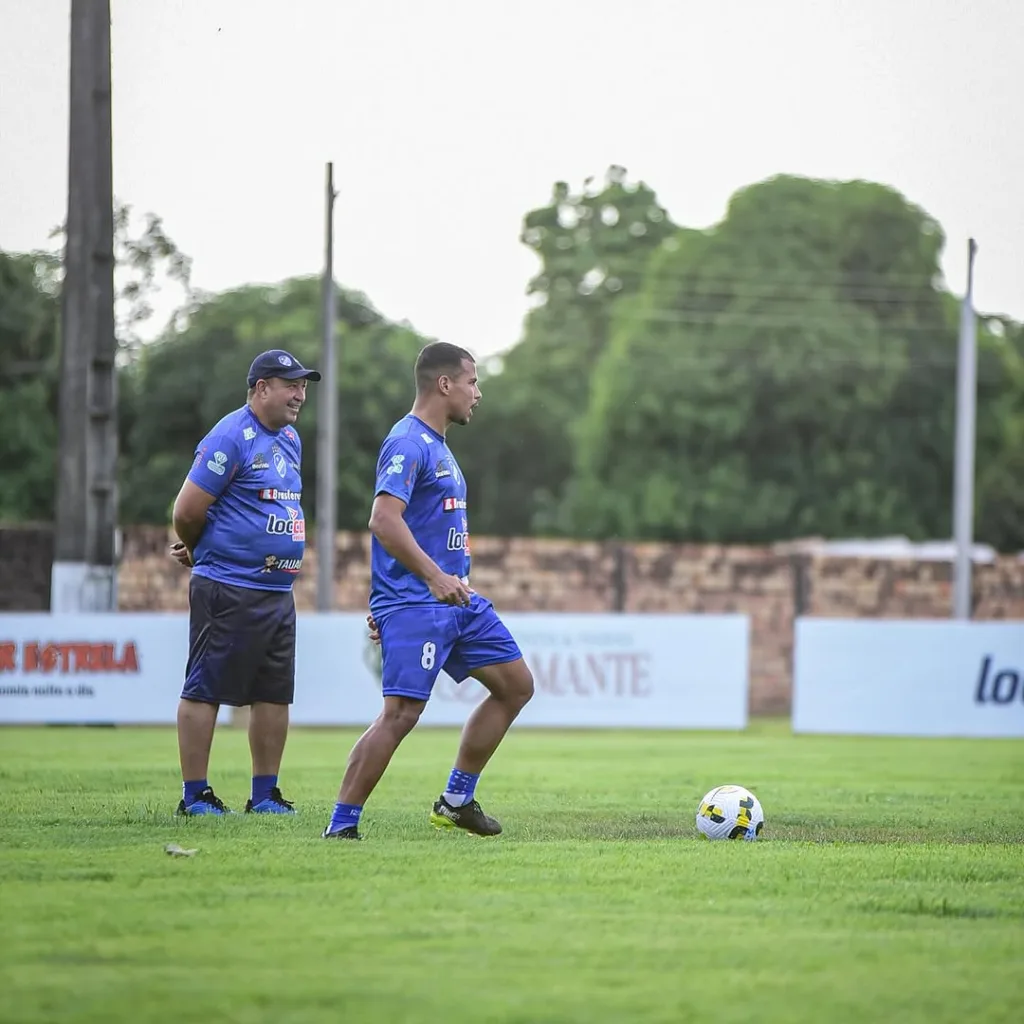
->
xmin=247 ymin=349 xmax=322 ymax=388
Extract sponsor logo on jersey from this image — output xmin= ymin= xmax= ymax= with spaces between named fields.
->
xmin=434 ymin=463 xmax=451 ymax=478
xmin=259 ymin=488 xmax=302 ymax=501
xmin=243 ymin=427 xmax=256 ymax=440
xmin=207 ymin=451 xmax=228 ymax=476
xmin=266 ymin=507 xmax=305 ymax=541
xmin=446 ymin=526 xmax=470 ymax=551
xmin=252 ymin=452 xmax=270 ymax=471
xmin=442 ymin=497 xmax=467 ymax=512
xmin=261 ymin=554 xmax=303 ymax=574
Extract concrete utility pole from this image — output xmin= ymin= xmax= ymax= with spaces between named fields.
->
xmin=51 ymin=0 xmax=119 ymax=613
xmin=952 ymin=238 xmax=979 ymax=620
xmin=316 ymin=162 xmax=339 ymax=611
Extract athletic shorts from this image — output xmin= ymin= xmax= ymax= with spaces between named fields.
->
xmin=181 ymin=574 xmax=296 ymax=707
xmin=375 ymin=593 xmax=522 ymax=701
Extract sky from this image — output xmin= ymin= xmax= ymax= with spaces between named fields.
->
xmin=1 ymin=0 xmax=1021 ymax=359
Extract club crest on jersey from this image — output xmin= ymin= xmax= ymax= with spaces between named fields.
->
xmin=442 ymin=497 xmax=467 ymax=513
xmin=266 ymin=506 xmax=305 ymax=541
xmin=272 ymin=442 xmax=287 ymax=479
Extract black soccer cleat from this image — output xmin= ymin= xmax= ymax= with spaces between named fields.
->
xmin=429 ymin=796 xmax=502 ymax=836
xmin=321 ymin=825 xmax=362 ymax=841
xmin=175 ymin=786 xmax=231 ymax=816
xmin=245 ymin=786 xmax=296 ymax=814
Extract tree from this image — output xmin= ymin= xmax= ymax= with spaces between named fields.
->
xmin=0 ymin=251 xmax=61 ymax=522
xmin=975 ymin=318 xmax=1024 ymax=551
xmin=48 ymin=200 xmax=193 ymax=358
xmin=564 ymin=174 xmax=1022 ymax=547
xmin=0 ymin=202 xmax=193 ymax=524
xmin=457 ymin=166 xmax=676 ymax=535
xmin=118 ymin=275 xmax=432 ymax=527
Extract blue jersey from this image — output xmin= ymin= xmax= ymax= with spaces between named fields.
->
xmin=186 ymin=405 xmax=306 ymax=592
xmin=370 ymin=414 xmax=469 ymax=615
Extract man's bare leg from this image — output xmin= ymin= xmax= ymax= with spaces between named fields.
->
xmin=176 ymin=698 xmax=224 ymax=813
xmin=247 ymin=701 xmax=293 ymax=812
xmin=431 ymin=658 xmax=535 ymax=835
xmin=323 ymin=696 xmax=426 ymax=837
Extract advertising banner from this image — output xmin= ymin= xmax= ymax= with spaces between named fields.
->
xmin=793 ymin=618 xmax=1024 ymax=737
xmin=0 ymin=612 xmax=750 ymax=730
xmin=291 ymin=612 xmax=750 ymax=729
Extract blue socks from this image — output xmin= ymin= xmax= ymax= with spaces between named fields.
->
xmin=251 ymin=774 xmax=277 ymax=806
xmin=183 ymin=779 xmax=208 ymax=806
xmin=443 ymin=768 xmax=479 ymax=807
xmin=329 ymin=802 xmax=362 ymax=833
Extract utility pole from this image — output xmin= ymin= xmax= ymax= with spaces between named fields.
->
xmin=316 ymin=162 xmax=338 ymax=611
xmin=52 ymin=0 xmax=119 ymax=613
xmin=952 ymin=238 xmax=979 ymax=619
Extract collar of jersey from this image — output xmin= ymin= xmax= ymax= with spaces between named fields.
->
xmin=245 ymin=405 xmax=282 ymax=437
xmin=409 ymin=414 xmax=445 ymax=445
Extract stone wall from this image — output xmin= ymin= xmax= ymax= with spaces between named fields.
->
xmin=4 ymin=524 xmax=1023 ymax=715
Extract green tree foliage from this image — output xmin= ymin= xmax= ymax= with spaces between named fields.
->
xmin=0 ymin=250 xmax=61 ymax=522
xmin=118 ymin=276 xmax=430 ymax=528
xmin=458 ymin=166 xmax=676 ymax=534
xmin=2 ymin=174 xmax=1022 ymax=552
xmin=974 ymin=318 xmax=1024 ymax=551
xmin=565 ymin=175 xmax=1024 ymax=548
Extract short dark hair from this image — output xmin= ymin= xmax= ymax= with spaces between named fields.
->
xmin=414 ymin=342 xmax=474 ymax=393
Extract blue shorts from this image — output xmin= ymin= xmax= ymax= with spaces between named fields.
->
xmin=182 ymin=574 xmax=296 ymax=707
xmin=376 ymin=593 xmax=522 ymax=701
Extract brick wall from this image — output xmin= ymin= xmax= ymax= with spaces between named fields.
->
xmin=0 ymin=526 xmax=53 ymax=611
xmin=5 ymin=524 xmax=1022 ymax=715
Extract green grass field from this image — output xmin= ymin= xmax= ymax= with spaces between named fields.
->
xmin=1 ymin=720 xmax=1022 ymax=1024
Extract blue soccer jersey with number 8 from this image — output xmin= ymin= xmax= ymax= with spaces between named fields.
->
xmin=369 ymin=414 xmax=470 ymax=616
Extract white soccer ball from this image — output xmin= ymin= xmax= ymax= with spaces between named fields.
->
xmin=695 ymin=785 xmax=764 ymax=841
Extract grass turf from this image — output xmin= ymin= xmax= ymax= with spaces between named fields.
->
xmin=0 ymin=720 xmax=1022 ymax=1023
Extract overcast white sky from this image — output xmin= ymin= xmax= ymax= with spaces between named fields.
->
xmin=1 ymin=0 xmax=1021 ymax=358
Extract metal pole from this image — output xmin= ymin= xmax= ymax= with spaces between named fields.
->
xmin=52 ymin=0 xmax=117 ymax=613
xmin=316 ymin=162 xmax=338 ymax=611
xmin=952 ymin=238 xmax=978 ymax=619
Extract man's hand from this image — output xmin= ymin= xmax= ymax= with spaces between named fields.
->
xmin=427 ymin=572 xmax=473 ymax=607
xmin=366 ymin=612 xmax=380 ymax=645
xmin=169 ymin=541 xmax=193 ymax=568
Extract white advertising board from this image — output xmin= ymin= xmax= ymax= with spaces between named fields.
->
xmin=1 ymin=611 xmax=749 ymax=729
xmin=0 ymin=613 xmax=227 ymax=725
xmin=793 ymin=618 xmax=1024 ymax=738
xmin=292 ymin=612 xmax=750 ymax=729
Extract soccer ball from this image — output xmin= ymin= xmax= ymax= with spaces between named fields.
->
xmin=695 ymin=785 xmax=764 ymax=841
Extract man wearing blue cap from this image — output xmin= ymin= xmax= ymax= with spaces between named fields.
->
xmin=168 ymin=349 xmax=321 ymax=816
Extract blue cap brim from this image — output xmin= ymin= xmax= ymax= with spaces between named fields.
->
xmin=276 ymin=367 xmax=322 ymax=382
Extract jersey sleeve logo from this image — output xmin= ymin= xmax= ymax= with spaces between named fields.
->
xmin=386 ymin=454 xmax=405 ymax=475
xmin=207 ymin=451 xmax=228 ymax=476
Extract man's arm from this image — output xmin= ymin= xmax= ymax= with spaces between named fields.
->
xmin=172 ymin=480 xmax=218 ymax=563
xmin=171 ymin=433 xmax=244 ymax=564
xmin=369 ymin=494 xmax=471 ymax=607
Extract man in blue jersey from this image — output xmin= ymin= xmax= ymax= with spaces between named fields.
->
xmin=168 ymin=348 xmax=320 ymax=816
xmin=322 ymin=342 xmax=535 ymax=841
